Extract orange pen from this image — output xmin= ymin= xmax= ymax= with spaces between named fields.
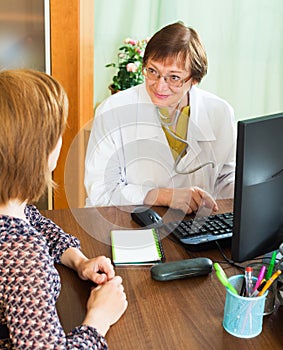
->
xmin=257 ymin=270 xmax=281 ymax=296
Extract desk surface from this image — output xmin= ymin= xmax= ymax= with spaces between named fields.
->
xmin=42 ymin=200 xmax=283 ymax=350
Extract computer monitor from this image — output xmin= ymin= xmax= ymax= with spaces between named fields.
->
xmin=231 ymin=112 xmax=283 ymax=262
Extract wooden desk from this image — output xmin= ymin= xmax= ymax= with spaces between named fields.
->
xmin=42 ymin=200 xmax=283 ymax=350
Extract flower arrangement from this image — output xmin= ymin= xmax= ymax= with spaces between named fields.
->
xmin=106 ymin=37 xmax=148 ymax=93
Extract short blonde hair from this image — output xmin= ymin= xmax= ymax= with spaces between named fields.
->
xmin=0 ymin=69 xmax=68 ymax=204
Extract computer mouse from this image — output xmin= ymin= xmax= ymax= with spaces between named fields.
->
xmin=131 ymin=206 xmax=164 ymax=228
xmin=150 ymin=258 xmax=213 ymax=281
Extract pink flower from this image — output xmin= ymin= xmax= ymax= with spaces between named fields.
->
xmin=124 ymin=38 xmax=137 ymax=45
xmin=126 ymin=63 xmax=138 ymax=72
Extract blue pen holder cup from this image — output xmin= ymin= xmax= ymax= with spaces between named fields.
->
xmin=223 ymin=275 xmax=267 ymax=338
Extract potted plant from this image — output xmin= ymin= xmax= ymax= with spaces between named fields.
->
xmin=106 ymin=37 xmax=148 ymax=94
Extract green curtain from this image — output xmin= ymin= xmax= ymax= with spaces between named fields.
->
xmin=94 ymin=0 xmax=283 ymax=121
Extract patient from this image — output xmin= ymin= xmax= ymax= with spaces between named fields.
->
xmin=0 ymin=69 xmax=127 ymax=349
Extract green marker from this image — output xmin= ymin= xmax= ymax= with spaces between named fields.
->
xmin=266 ymin=251 xmax=277 ymax=280
xmin=214 ymin=262 xmax=238 ymax=295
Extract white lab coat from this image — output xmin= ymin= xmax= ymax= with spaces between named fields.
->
xmin=85 ymin=83 xmax=236 ymax=207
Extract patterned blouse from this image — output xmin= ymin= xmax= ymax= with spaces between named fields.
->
xmin=0 ymin=205 xmax=108 ymax=349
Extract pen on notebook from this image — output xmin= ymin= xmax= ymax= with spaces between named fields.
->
xmin=253 ymin=265 xmax=266 ymax=293
xmin=214 ymin=263 xmax=238 ymax=295
xmin=245 ymin=266 xmax=253 ymax=297
xmin=266 ymin=251 xmax=277 ymax=280
xmin=257 ymin=270 xmax=282 ymax=297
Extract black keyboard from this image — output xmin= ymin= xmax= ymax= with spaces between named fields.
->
xmin=164 ymin=212 xmax=234 ymax=248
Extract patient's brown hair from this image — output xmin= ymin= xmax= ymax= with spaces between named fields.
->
xmin=0 ymin=69 xmax=68 ymax=204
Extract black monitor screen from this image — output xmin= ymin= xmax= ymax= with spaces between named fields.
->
xmin=231 ymin=112 xmax=283 ymax=262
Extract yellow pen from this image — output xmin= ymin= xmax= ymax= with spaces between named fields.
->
xmin=257 ymin=270 xmax=281 ymax=296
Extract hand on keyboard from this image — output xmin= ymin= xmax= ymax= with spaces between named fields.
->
xmin=169 ymin=187 xmax=219 ymax=214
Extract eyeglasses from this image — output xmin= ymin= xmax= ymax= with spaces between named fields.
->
xmin=143 ymin=67 xmax=191 ymax=88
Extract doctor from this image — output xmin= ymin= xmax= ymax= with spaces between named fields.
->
xmin=85 ymin=22 xmax=236 ymax=214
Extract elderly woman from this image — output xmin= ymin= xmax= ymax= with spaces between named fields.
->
xmin=85 ymin=22 xmax=236 ymax=214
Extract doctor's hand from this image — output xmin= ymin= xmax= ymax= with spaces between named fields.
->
xmin=169 ymin=187 xmax=218 ymax=214
xmin=144 ymin=186 xmax=218 ymax=214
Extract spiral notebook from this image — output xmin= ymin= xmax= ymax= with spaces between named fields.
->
xmin=111 ymin=228 xmax=165 ymax=266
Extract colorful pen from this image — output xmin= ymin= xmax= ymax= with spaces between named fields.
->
xmin=251 ymin=279 xmax=267 ymax=297
xmin=253 ymin=265 xmax=266 ymax=292
xmin=214 ymin=263 xmax=238 ymax=295
xmin=257 ymin=269 xmax=281 ymax=297
xmin=245 ymin=266 xmax=253 ymax=297
xmin=266 ymin=251 xmax=277 ymax=280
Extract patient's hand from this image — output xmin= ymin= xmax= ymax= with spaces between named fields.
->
xmin=83 ymin=275 xmax=128 ymax=336
xmin=77 ymin=255 xmax=115 ymax=284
